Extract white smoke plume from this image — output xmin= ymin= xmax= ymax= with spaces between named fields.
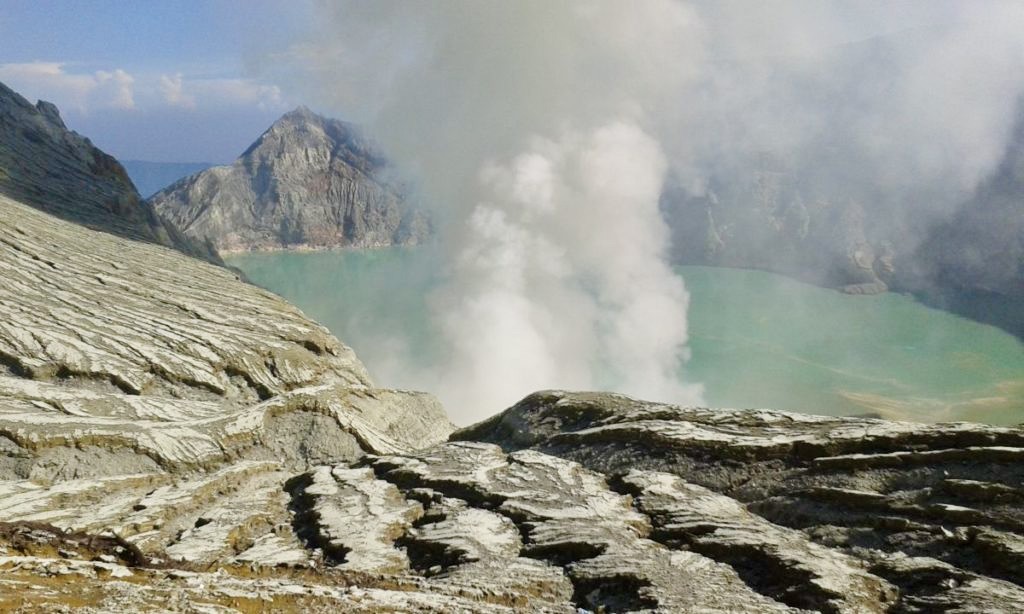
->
xmin=258 ymin=1 xmax=1024 ymax=422
xmin=432 ymin=121 xmax=702 ymax=418
xmin=262 ymin=1 xmax=706 ymax=421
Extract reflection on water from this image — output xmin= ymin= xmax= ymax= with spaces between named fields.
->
xmin=228 ymin=251 xmax=1024 ymax=425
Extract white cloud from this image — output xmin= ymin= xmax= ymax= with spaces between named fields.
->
xmin=158 ymin=72 xmax=196 ymax=109
xmin=156 ymin=74 xmax=286 ymax=112
xmin=95 ymin=69 xmax=135 ymax=110
xmin=0 ymin=61 xmax=288 ymax=117
xmin=0 ymin=62 xmax=136 ymax=111
xmin=191 ymin=78 xmax=286 ymax=110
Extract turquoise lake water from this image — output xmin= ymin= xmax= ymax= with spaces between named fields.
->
xmin=229 ymin=249 xmax=1024 ymax=425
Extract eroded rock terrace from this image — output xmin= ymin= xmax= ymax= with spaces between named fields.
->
xmin=2 ymin=194 xmax=1024 ymax=612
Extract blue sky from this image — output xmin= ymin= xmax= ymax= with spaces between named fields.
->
xmin=0 ymin=0 xmax=313 ymax=162
xmin=0 ymin=1 xmax=1007 ymax=166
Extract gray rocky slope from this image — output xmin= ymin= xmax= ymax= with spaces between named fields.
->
xmin=149 ymin=107 xmax=431 ymax=253
xmin=2 ymin=190 xmax=1024 ymax=611
xmin=661 ymin=116 xmax=1024 ymax=320
xmin=0 ymin=82 xmax=221 ymax=265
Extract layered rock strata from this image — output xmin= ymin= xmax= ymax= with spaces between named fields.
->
xmin=2 ymin=180 xmax=1023 ymax=611
xmin=0 ymin=81 xmax=221 ymax=264
xmin=456 ymin=390 xmax=1024 ymax=612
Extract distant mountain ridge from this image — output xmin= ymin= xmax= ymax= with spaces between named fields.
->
xmin=150 ymin=107 xmax=430 ymax=252
xmin=0 ymin=81 xmax=221 ymax=264
xmin=660 ymin=108 xmax=1024 ymax=338
xmin=908 ymin=113 xmax=1024 ymax=338
xmin=122 ymin=160 xmax=214 ymax=198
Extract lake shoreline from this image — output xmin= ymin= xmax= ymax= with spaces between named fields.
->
xmin=228 ymin=249 xmax=1024 ymax=426
xmin=227 ymin=246 xmax=1021 ymax=341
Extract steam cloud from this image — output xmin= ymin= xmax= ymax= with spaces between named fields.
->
xmin=432 ymin=121 xmax=703 ymax=418
xmin=261 ymin=1 xmax=1024 ymax=423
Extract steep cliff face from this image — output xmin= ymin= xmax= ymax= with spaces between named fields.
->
xmin=662 ymin=110 xmax=1023 ymax=312
xmin=150 ymin=107 xmax=431 ymax=252
xmin=661 ymin=155 xmax=897 ymax=295
xmin=913 ymin=117 xmax=1024 ymax=299
xmin=660 ymin=117 xmax=1024 ymax=342
xmin=0 ymin=82 xmax=221 ymax=265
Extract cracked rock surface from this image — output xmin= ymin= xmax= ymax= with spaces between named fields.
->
xmin=0 ymin=194 xmax=452 ymax=480
xmin=3 ymin=183 xmax=1024 ymax=610
xmin=455 ymin=390 xmax=1024 ymax=612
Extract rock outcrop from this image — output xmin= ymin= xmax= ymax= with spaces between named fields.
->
xmin=456 ymin=390 xmax=1024 ymax=612
xmin=149 ymin=107 xmax=431 ymax=252
xmin=8 ymin=384 xmax=1024 ymax=611
xmin=0 ymin=192 xmax=452 ymax=476
xmin=0 ymin=81 xmax=221 ymax=265
xmin=0 ymin=191 xmax=466 ymax=611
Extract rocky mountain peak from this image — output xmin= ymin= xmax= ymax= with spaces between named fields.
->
xmin=0 ymin=81 xmax=221 ymax=264
xmin=281 ymin=104 xmax=319 ymax=122
xmin=247 ymin=107 xmax=340 ymax=155
xmin=252 ymin=106 xmax=329 ymax=142
xmin=249 ymin=106 xmax=381 ymax=173
xmin=151 ymin=107 xmax=429 ymax=252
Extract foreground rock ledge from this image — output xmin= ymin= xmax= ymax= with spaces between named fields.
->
xmin=2 ymin=196 xmax=1024 ymax=611
xmin=4 ymin=393 xmax=1023 ymax=611
xmin=454 ymin=390 xmax=1024 ymax=612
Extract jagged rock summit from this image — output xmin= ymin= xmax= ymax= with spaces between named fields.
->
xmin=150 ymin=106 xmax=431 ymax=252
xmin=0 ymin=81 xmax=221 ymax=264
